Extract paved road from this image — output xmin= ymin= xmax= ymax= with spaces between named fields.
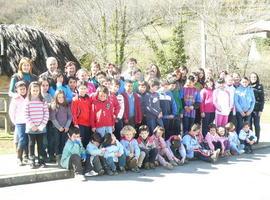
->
xmin=1 ymin=147 xmax=270 ymax=200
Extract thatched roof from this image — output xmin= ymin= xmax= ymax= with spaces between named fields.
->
xmin=0 ymin=24 xmax=80 ymax=77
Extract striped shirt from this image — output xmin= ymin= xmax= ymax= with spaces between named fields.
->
xmin=25 ymin=100 xmax=49 ymax=133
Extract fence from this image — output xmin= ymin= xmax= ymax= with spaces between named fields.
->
xmin=0 ymin=92 xmax=11 ymax=134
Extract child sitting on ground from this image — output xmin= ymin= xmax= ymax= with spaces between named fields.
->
xmin=217 ymin=126 xmax=231 ymax=156
xmin=137 ymin=125 xmax=158 ymax=169
xmin=225 ymin=122 xmax=245 ymax=155
xmin=205 ymin=124 xmax=225 ymax=156
xmin=166 ymin=134 xmax=186 ymax=165
xmin=60 ymin=127 xmax=98 ymax=180
xmin=239 ymin=122 xmax=257 ymax=154
xmin=153 ymin=126 xmax=181 ymax=169
xmin=120 ymin=125 xmax=142 ymax=172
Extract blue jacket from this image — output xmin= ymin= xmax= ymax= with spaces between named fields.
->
xmin=234 ymin=86 xmax=255 ymax=113
xmin=104 ymin=140 xmax=124 ymax=162
xmin=158 ymin=90 xmax=177 ymax=118
xmin=182 ymin=134 xmax=201 ymax=158
xmin=120 ymin=138 xmax=140 ymax=159
xmin=86 ymin=142 xmax=104 ymax=156
xmin=60 ymin=139 xmax=86 ymax=169
xmin=49 ymin=84 xmax=73 ymax=103
xmin=145 ymin=92 xmax=162 ymax=119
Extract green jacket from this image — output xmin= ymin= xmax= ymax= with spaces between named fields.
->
xmin=171 ymin=89 xmax=183 ymax=115
xmin=60 ymin=139 xmax=86 ymax=169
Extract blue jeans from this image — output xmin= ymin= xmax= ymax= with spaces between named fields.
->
xmin=146 ymin=118 xmax=164 ymax=135
xmin=230 ymin=143 xmax=244 ymax=155
xmin=96 ymin=126 xmax=113 ymax=138
xmin=105 ymin=153 xmax=126 ymax=171
xmin=250 ymin=111 xmax=261 ymax=142
xmin=201 ymin=112 xmax=215 ymax=138
xmin=236 ymin=112 xmax=251 ymax=134
xmin=15 ymin=124 xmax=28 ymax=150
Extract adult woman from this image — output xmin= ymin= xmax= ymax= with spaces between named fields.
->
xmin=9 ymin=57 xmax=37 ymax=97
xmin=249 ymin=72 xmax=264 ymax=143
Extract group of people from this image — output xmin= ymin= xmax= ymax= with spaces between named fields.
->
xmin=8 ymin=56 xmax=265 ymax=179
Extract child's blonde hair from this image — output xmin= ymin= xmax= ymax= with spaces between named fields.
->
xmin=191 ymin=123 xmax=201 ymax=132
xmin=225 ymin=122 xmax=235 ymax=132
xmin=120 ymin=125 xmax=136 ymax=137
xmin=153 ymin=126 xmax=165 ymax=136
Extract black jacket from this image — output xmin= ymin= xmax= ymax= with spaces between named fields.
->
xmin=250 ymin=83 xmax=264 ymax=112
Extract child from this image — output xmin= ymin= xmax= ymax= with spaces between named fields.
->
xmin=225 ymin=75 xmax=237 ymax=126
xmin=71 ymin=80 xmax=92 ymax=148
xmin=61 ymin=127 xmax=97 ymax=179
xmin=137 ymin=80 xmax=149 ymax=125
xmin=120 ymin=125 xmax=142 ymax=172
xmin=25 ymin=81 xmax=49 ymax=168
xmin=158 ymin=79 xmax=178 ymax=139
xmin=76 ymin=68 xmax=96 ymax=96
xmin=145 ymin=79 xmax=163 ymax=134
xmin=166 ymin=135 xmax=186 ymax=165
xmin=225 ymin=122 xmax=244 ymax=155
xmin=67 ymin=76 xmax=78 ymax=97
xmin=50 ymin=90 xmax=72 ymax=165
xmin=9 ymin=81 xmax=28 ymax=166
xmin=122 ymin=80 xmax=142 ymax=128
xmin=239 ymin=122 xmax=257 ymax=153
xmin=111 ymin=67 xmax=125 ymax=94
xmin=205 ymin=124 xmax=225 ymax=156
xmin=200 ymin=78 xmax=215 ymax=137
xmin=90 ymin=86 xmax=116 ymax=138
xmin=181 ymin=75 xmax=201 ymax=135
xmin=217 ymin=126 xmax=231 ymax=156
xmin=109 ymin=79 xmax=125 ymax=140
xmin=137 ymin=125 xmax=158 ymax=169
xmin=48 ymin=69 xmax=73 ymax=103
xmin=153 ymin=126 xmax=181 ymax=169
xmin=234 ymin=77 xmax=255 ymax=133
xmin=86 ymin=132 xmax=106 ymax=176
xmin=102 ymin=133 xmax=126 ymax=175
xmin=131 ymin=68 xmax=143 ymax=92
xmin=182 ymin=124 xmax=220 ymax=163
xmin=213 ymin=78 xmax=232 ymax=127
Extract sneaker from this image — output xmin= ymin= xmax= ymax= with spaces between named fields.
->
xmin=74 ymin=174 xmax=86 ymax=181
xmin=119 ymin=167 xmax=126 ymax=173
xmin=211 ymin=149 xmax=220 ymax=163
xmin=154 ymin=160 xmax=160 ymax=167
xmin=30 ymin=162 xmax=36 ymax=169
xmin=84 ymin=170 xmax=98 ymax=177
xmin=112 ymin=170 xmax=119 ymax=175
xmin=38 ymin=162 xmax=47 ymax=168
xmin=98 ymin=169 xmax=105 ymax=176
xmin=144 ymin=162 xmax=150 ymax=170
xmin=17 ymin=159 xmax=24 ymax=166
xmin=169 ymin=160 xmax=178 ymax=166
xmin=164 ymin=163 xmax=173 ymax=170
xmin=149 ymin=162 xmax=156 ymax=169
xmin=239 ymin=150 xmax=245 ymax=155
xmin=131 ymin=166 xmax=140 ymax=173
xmin=177 ymin=159 xmax=185 ymax=166
xmin=106 ymin=169 xmax=114 ymax=176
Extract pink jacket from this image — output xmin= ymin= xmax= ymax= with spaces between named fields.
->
xmin=205 ymin=132 xmax=224 ymax=151
xmin=200 ymin=88 xmax=215 ymax=113
xmin=9 ymin=95 xmax=27 ymax=124
xmin=153 ymin=135 xmax=167 ymax=150
xmin=213 ymin=88 xmax=232 ymax=116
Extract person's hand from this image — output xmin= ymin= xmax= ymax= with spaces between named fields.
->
xmin=31 ymin=126 xmax=38 ymax=132
xmin=246 ymin=111 xmax=251 ymax=116
xmin=115 ymin=152 xmax=121 ymax=157
xmin=168 ymin=115 xmax=174 ymax=119
xmin=64 ymin=127 xmax=69 ymax=133
xmin=92 ymin=127 xmax=96 ymax=132
xmin=241 ymin=112 xmax=246 ymax=117
xmin=129 ymin=153 xmax=134 ymax=157
xmin=74 ymin=125 xmax=79 ymax=128
xmin=59 ymin=127 xmax=64 ymax=132
xmin=184 ymin=106 xmax=190 ymax=112
xmin=158 ymin=112 xmax=163 ymax=118
xmin=201 ymin=112 xmax=205 ymax=118
xmin=189 ymin=106 xmax=194 ymax=110
xmin=258 ymin=112 xmax=262 ymax=117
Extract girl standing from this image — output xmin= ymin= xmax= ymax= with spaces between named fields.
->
xmin=25 ymin=82 xmax=49 ymax=168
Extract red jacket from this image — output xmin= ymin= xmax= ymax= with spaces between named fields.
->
xmin=90 ymin=95 xmax=115 ymax=128
xmin=71 ymin=95 xmax=91 ymax=126
xmin=122 ymin=92 xmax=142 ymax=124
xmin=109 ymin=93 xmax=120 ymax=119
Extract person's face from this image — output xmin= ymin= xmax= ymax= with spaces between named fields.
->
xmin=209 ymin=128 xmax=217 ymax=135
xmin=219 ymin=72 xmax=226 ymax=79
xmin=226 ymin=76 xmax=234 ymax=86
xmin=78 ymin=85 xmax=87 ymax=96
xmin=140 ymin=131 xmax=149 ymax=140
xmin=31 ymin=86 xmax=40 ymax=98
xmin=68 ymin=79 xmax=77 ymax=90
xmin=47 ymin=59 xmax=58 ymax=73
xmin=151 ymin=65 xmax=158 ymax=75
xmin=162 ymin=84 xmax=169 ymax=91
xmin=70 ymin=133 xmax=80 ymax=141
xmin=22 ymin=62 xmax=31 ymax=73
xmin=113 ymin=73 xmax=121 ymax=80
xmin=198 ymin=70 xmax=204 ymax=79
xmin=107 ymin=65 xmax=114 ymax=73
xmin=233 ymin=73 xmax=240 ymax=84
xmin=138 ymin=85 xmax=146 ymax=94
xmin=41 ymin=81 xmax=49 ymax=93
xmin=218 ymin=83 xmax=225 ymax=89
xmin=125 ymin=131 xmax=134 ymax=141
xmin=180 ymin=69 xmax=187 ymax=76
xmin=150 ymin=85 xmax=159 ymax=93
xmin=78 ymin=71 xmax=88 ymax=81
xmin=102 ymin=81 xmax=110 ymax=88
xmin=17 ymin=86 xmax=27 ymax=96
xmin=93 ymin=141 xmax=100 ymax=147
xmin=98 ymin=92 xmax=108 ymax=102
xmin=169 ymin=83 xmax=176 ymax=90
xmin=56 ymin=75 xmax=64 ymax=84
xmin=191 ymin=130 xmax=199 ymax=136
xmin=91 ymin=65 xmax=100 ymax=76
xmin=218 ymin=127 xmax=225 ymax=136
xmin=186 ymin=80 xmax=194 ymax=87
xmin=57 ymin=93 xmax=65 ymax=104
xmin=128 ymin=61 xmax=136 ymax=68
xmin=125 ymin=83 xmax=133 ymax=93
xmin=134 ymin=71 xmax=142 ymax=81
xmin=241 ymin=79 xmax=249 ymax=87
xmin=243 ymin=125 xmax=250 ymax=132
xmin=155 ymin=130 xmax=163 ymax=138
xmin=206 ymin=81 xmax=214 ymax=88
xmin=110 ymin=84 xmax=119 ymax=94
xmin=66 ymin=65 xmax=76 ymax=76
xmin=250 ymin=73 xmax=257 ymax=84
